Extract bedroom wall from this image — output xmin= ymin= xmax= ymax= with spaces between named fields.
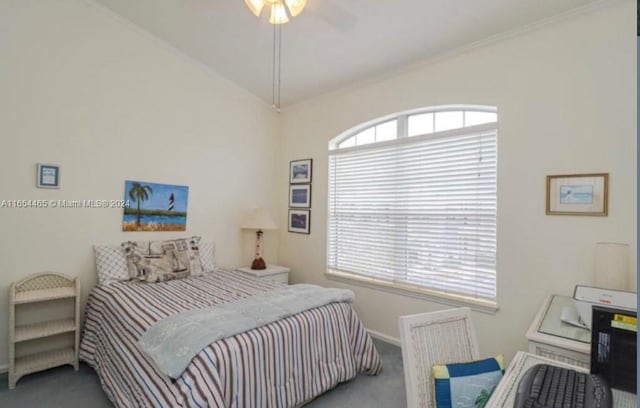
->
xmin=0 ymin=0 xmax=280 ymax=369
xmin=277 ymin=0 xmax=636 ymax=362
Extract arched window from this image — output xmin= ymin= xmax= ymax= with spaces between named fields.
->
xmin=327 ymin=106 xmax=498 ymax=310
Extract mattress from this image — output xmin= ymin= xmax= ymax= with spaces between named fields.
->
xmin=80 ymin=269 xmax=382 ymax=407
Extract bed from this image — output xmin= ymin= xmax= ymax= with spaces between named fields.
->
xmin=80 ymin=268 xmax=382 ymax=407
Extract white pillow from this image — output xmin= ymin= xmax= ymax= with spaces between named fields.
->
xmin=94 ymin=245 xmax=129 ymax=285
xmin=199 ymin=242 xmax=216 ymax=272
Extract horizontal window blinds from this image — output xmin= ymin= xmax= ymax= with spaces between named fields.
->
xmin=328 ymin=129 xmax=497 ymax=302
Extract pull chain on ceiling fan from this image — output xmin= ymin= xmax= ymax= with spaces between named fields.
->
xmin=245 ymin=0 xmax=307 ymax=111
xmin=272 ymin=23 xmax=282 ymax=110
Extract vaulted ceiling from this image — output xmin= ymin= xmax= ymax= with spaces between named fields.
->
xmin=94 ymin=0 xmax=601 ymax=107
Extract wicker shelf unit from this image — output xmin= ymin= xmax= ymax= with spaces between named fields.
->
xmin=8 ymin=272 xmax=80 ymax=389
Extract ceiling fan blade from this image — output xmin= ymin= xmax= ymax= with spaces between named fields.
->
xmin=307 ymin=0 xmax=357 ymax=31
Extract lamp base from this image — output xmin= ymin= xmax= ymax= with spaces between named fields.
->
xmin=251 ymin=257 xmax=267 ymax=270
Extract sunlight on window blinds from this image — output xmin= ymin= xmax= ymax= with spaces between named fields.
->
xmin=328 ymin=129 xmax=497 ymax=302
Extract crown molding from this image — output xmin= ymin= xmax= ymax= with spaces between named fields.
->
xmin=283 ymin=0 xmax=624 ymax=112
xmin=82 ymin=0 xmax=624 ymax=114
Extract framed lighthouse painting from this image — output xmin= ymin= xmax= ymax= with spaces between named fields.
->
xmin=122 ymin=180 xmax=189 ymax=231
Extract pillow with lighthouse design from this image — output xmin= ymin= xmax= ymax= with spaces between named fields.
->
xmin=122 ymin=236 xmax=203 ymax=283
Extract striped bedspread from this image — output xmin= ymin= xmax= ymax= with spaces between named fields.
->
xmin=80 ymin=269 xmax=382 ymax=407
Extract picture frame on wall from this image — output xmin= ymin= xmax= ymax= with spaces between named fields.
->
xmin=288 ymin=209 xmax=310 ymax=234
xmin=123 ymin=180 xmax=189 ymax=231
xmin=290 ymin=159 xmax=312 ymax=184
xmin=289 ymin=184 xmax=311 ymax=208
xmin=36 ymin=163 xmax=60 ymax=189
xmin=546 ymin=173 xmax=608 ymax=216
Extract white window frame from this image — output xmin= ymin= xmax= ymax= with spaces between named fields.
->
xmin=327 ymin=105 xmax=499 ymax=313
xmin=330 ymin=105 xmax=497 ymax=150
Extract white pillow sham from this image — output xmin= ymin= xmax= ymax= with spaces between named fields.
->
xmin=199 ymin=241 xmax=216 ymax=272
xmin=94 ymin=245 xmax=129 ymax=285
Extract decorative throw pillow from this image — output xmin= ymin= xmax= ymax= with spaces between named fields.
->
xmin=94 ymin=245 xmax=129 ymax=285
xmin=199 ymin=241 xmax=216 ymax=272
xmin=122 ymin=236 xmax=203 ymax=283
xmin=433 ymin=355 xmax=505 ymax=408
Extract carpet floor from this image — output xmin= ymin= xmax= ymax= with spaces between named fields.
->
xmin=0 ymin=339 xmax=406 ymax=407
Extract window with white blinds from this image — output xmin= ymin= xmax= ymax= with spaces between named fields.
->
xmin=327 ymin=107 xmax=498 ymax=308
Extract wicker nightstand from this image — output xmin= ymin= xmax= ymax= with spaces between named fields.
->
xmin=8 ymin=272 xmax=81 ymax=389
xmin=237 ymin=264 xmax=290 ymax=284
xmin=526 ymin=294 xmax=591 ymax=368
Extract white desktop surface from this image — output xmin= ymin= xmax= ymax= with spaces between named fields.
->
xmin=526 ymin=295 xmax=592 ymax=368
xmin=486 ymin=351 xmax=636 ymax=408
xmin=537 ymin=295 xmax=591 ymax=344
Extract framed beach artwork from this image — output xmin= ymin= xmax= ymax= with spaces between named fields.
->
xmin=288 ymin=209 xmax=310 ymax=234
xmin=289 ymin=184 xmax=311 ymax=208
xmin=290 ymin=159 xmax=312 ymax=184
xmin=36 ymin=163 xmax=60 ymax=189
xmin=546 ymin=173 xmax=608 ymax=216
xmin=123 ymin=180 xmax=189 ymax=231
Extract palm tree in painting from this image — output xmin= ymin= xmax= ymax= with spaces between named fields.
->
xmin=475 ymin=386 xmax=495 ymax=408
xmin=128 ymin=182 xmax=153 ymax=227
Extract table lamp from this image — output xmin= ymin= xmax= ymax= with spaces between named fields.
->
xmin=240 ymin=208 xmax=277 ymax=270
xmin=594 ymin=242 xmax=630 ymax=291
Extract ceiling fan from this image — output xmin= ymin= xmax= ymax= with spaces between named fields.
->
xmin=243 ymin=0 xmax=356 ymax=110
xmin=244 ymin=0 xmax=356 ymax=31
xmin=244 ymin=0 xmax=305 ymax=24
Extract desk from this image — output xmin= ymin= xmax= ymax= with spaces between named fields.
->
xmin=486 ymin=351 xmax=636 ymax=408
xmin=526 ymin=295 xmax=591 ymax=368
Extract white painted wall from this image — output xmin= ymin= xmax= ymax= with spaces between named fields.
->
xmin=277 ymin=1 xmax=636 ymax=362
xmin=0 ymin=0 xmax=279 ymax=368
xmin=0 ymin=0 xmax=634 ymax=374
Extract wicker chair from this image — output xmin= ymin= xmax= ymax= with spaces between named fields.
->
xmin=399 ymin=307 xmax=480 ymax=408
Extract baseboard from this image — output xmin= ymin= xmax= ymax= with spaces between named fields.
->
xmin=367 ymin=328 xmax=401 ymax=347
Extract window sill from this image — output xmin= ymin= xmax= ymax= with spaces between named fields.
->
xmin=325 ymin=269 xmax=499 ymax=314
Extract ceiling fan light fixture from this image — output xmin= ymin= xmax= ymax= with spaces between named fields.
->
xmin=284 ymin=0 xmax=306 ymax=17
xmin=244 ymin=0 xmax=265 ymax=17
xmin=269 ymin=2 xmax=290 ymax=25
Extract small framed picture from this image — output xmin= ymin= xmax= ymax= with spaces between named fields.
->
xmin=546 ymin=173 xmax=608 ymax=216
xmin=290 ymin=159 xmax=312 ymax=184
xmin=289 ymin=184 xmax=311 ymax=208
xmin=36 ymin=163 xmax=60 ymax=189
xmin=288 ymin=209 xmax=310 ymax=234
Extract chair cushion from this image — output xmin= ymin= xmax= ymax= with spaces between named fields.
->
xmin=432 ymin=355 xmax=505 ymax=408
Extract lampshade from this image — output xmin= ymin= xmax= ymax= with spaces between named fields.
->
xmin=269 ymin=2 xmax=289 ymax=24
xmin=241 ymin=208 xmax=277 ymax=230
xmin=244 ymin=0 xmax=265 ymax=17
xmin=244 ymin=0 xmax=306 ymax=24
xmin=284 ymin=0 xmax=306 ymax=17
xmin=594 ymin=242 xmax=630 ymax=291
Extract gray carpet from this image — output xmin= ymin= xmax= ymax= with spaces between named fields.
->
xmin=0 ymin=339 xmax=406 ymax=407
